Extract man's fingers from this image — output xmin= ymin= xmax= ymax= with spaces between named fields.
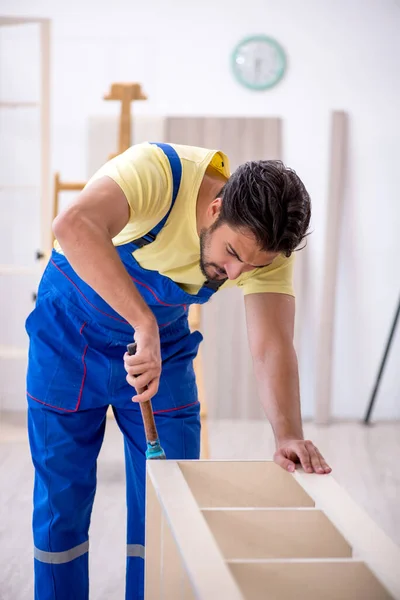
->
xmin=273 ymin=450 xmax=296 ymax=473
xmin=131 ymin=373 xmax=148 ymax=389
xmin=305 ymin=440 xmax=325 ymax=474
xmin=124 ymin=352 xmax=149 ymax=366
xmin=315 ymin=447 xmax=332 ymax=473
xmin=124 ymin=358 xmax=159 ymax=376
xmin=134 ymin=380 xmax=158 ymax=403
xmin=124 ymin=362 xmax=149 ymax=376
xmin=275 ymin=441 xmax=332 ymax=476
xmin=296 ymin=445 xmax=313 ymax=473
xmin=128 ymin=371 xmax=158 ymax=391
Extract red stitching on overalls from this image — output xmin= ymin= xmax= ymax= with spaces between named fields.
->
xmin=27 ymin=323 xmax=88 ymax=412
xmin=159 ymin=320 xmax=175 ymax=329
xmin=50 ymin=259 xmax=128 ymax=324
xmin=153 ymin=400 xmax=199 ymax=414
xmin=129 ymin=275 xmax=187 ymax=308
xmin=51 ymin=260 xmax=188 ymax=320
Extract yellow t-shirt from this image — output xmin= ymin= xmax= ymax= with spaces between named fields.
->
xmin=61 ymin=142 xmax=294 ymax=296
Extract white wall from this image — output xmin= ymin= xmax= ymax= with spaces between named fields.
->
xmin=1 ymin=0 xmax=399 ymax=418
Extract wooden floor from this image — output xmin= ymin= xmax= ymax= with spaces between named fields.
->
xmin=0 ymin=414 xmax=399 ymax=600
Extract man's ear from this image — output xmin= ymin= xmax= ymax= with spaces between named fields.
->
xmin=208 ymin=197 xmax=222 ymax=220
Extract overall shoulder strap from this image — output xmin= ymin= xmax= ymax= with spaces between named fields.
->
xmin=132 ymin=142 xmax=182 ymax=248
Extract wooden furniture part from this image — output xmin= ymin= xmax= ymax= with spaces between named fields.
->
xmin=188 ymin=304 xmax=209 ymax=459
xmin=103 ymin=82 xmax=147 ymax=159
xmin=315 ymin=111 xmax=348 ymax=424
xmin=52 ymin=172 xmax=85 ymax=234
xmin=145 ymin=460 xmax=400 ymax=599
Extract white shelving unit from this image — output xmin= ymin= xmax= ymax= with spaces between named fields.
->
xmin=146 ymin=460 xmax=400 ymax=599
xmin=0 ymin=16 xmax=51 ymax=410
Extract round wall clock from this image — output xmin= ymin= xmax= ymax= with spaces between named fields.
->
xmin=231 ymin=35 xmax=287 ymax=91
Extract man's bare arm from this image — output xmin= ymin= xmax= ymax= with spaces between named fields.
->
xmin=245 ymin=292 xmax=331 ymax=474
xmin=53 ymin=176 xmax=160 ymax=402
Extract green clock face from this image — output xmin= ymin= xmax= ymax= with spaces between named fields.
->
xmin=231 ymin=35 xmax=287 ymax=91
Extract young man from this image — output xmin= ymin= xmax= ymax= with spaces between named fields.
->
xmin=26 ymin=142 xmax=331 ymax=600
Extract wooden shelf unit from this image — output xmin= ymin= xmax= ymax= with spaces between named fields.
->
xmin=145 ymin=460 xmax=400 ymax=599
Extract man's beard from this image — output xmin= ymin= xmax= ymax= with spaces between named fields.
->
xmin=199 ymin=227 xmax=228 ymax=282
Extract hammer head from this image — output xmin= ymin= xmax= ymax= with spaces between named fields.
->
xmin=146 ymin=441 xmax=166 ymax=460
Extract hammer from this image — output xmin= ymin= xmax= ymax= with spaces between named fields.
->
xmin=126 ymin=343 xmax=166 ymax=460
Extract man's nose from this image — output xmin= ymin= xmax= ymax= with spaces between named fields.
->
xmin=224 ymin=263 xmax=244 ymax=280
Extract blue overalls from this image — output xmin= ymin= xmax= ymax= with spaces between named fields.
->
xmin=26 ymin=143 xmax=221 ymax=600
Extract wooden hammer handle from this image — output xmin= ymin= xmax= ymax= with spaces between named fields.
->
xmin=127 ymin=342 xmax=159 ymax=443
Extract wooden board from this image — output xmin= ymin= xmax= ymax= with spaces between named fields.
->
xmin=146 ymin=461 xmax=243 ymax=600
xmin=229 ymin=560 xmax=392 ymax=600
xmin=315 ymin=112 xmax=348 ymax=424
xmin=202 ymin=509 xmax=352 ymax=559
xmin=145 ymin=460 xmax=400 ymax=599
xmin=179 ymin=460 xmax=314 ymax=508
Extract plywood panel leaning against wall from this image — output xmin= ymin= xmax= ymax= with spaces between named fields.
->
xmin=315 ymin=112 xmax=348 ymax=424
xmin=146 ymin=460 xmax=400 ymax=599
xmin=165 ymin=117 xmax=282 ymax=421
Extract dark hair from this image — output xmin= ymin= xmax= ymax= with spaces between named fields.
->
xmin=217 ymin=160 xmax=311 ymax=257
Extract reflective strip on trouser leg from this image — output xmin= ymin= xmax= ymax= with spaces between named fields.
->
xmin=127 ymin=544 xmax=145 ymax=559
xmin=34 ymin=541 xmax=89 ymax=564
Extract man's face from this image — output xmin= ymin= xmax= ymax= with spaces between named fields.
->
xmin=199 ymin=221 xmax=278 ymax=282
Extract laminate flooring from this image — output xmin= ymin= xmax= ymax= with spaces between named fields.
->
xmin=1 ymin=413 xmax=399 ymax=600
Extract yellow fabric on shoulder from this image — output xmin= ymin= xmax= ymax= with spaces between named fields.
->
xmin=55 ymin=142 xmax=294 ymax=297
xmin=222 ymin=253 xmax=295 ymax=296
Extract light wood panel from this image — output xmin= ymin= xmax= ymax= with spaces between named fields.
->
xmin=160 ymin=513 xmax=185 ymax=599
xmin=146 ymin=461 xmax=243 ymax=600
xmin=202 ymin=508 xmax=352 ymax=559
xmin=294 ymin=466 xmax=400 ymax=599
xmin=144 ymin=472 xmax=162 ymax=599
xmin=178 ymin=460 xmax=314 ymax=508
xmin=229 ymin=560 xmax=392 ymax=600
xmin=315 ymin=112 xmax=348 ymax=424
xmin=146 ymin=459 xmax=399 ymax=599
xmin=188 ymin=303 xmax=209 ymax=458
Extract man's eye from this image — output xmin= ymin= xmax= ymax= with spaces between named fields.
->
xmin=227 ymin=248 xmax=242 ymax=262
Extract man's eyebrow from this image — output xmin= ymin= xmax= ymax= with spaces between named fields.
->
xmin=227 ymin=244 xmax=272 ymax=269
